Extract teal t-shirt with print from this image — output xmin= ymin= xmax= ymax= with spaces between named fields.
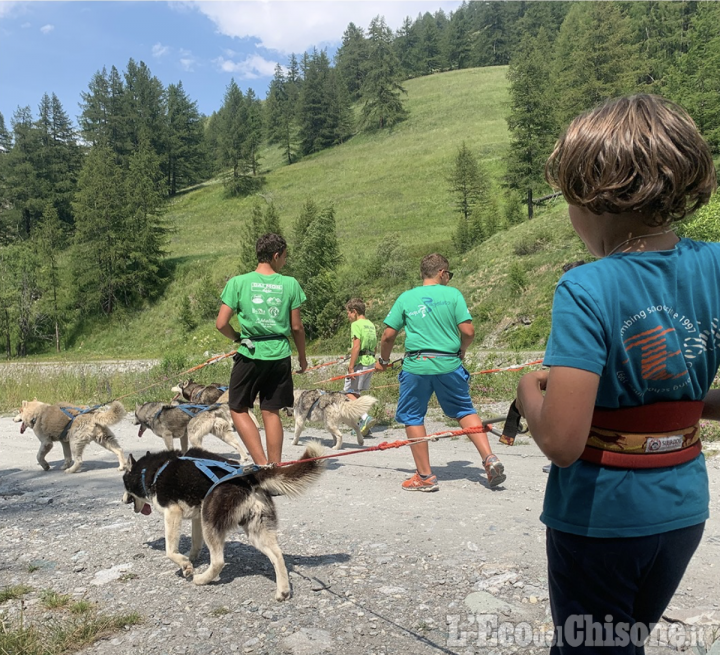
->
xmin=351 ymin=318 xmax=377 ymax=367
xmin=220 ymin=272 xmax=306 ymax=360
xmin=383 ymin=284 xmax=472 ymax=375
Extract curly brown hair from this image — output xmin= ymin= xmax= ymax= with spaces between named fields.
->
xmin=545 ymin=94 xmax=716 ymax=226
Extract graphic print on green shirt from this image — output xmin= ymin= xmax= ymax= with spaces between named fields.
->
xmin=351 ymin=318 xmax=377 ymax=366
xmin=220 ymin=272 xmax=306 ymax=360
xmin=383 ymin=285 xmax=472 ymax=375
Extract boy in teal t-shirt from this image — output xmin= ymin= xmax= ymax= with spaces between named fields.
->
xmin=216 ymin=233 xmax=307 ymax=466
xmin=344 ymin=298 xmax=378 ymax=436
xmin=375 ymin=253 xmax=506 ymax=492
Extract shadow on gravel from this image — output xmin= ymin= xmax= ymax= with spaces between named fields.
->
xmin=142 ymin=536 xmax=350 ymax=585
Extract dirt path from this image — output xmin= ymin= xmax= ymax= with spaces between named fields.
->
xmin=1 ymin=410 xmax=720 ymax=654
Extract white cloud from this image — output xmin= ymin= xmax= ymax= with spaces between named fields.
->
xmin=179 ymin=57 xmax=196 ymax=72
xmin=213 ymin=53 xmax=277 ymax=79
xmin=185 ymin=1 xmax=462 ymax=55
xmin=0 ymin=2 xmax=20 ymax=19
xmin=152 ymin=42 xmax=170 ymax=58
xmin=40 ymin=23 xmax=54 ymax=34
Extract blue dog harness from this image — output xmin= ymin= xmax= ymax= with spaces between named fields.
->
xmin=55 ymin=405 xmax=102 ymax=440
xmin=140 ymin=457 xmax=263 ymax=499
xmin=153 ymin=403 xmax=221 ymax=420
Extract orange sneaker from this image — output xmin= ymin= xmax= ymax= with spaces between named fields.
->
xmin=483 ymin=455 xmax=506 ymax=487
xmin=402 ymin=472 xmax=439 ymax=492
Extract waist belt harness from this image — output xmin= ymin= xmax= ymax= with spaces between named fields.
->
xmin=404 ymin=350 xmax=461 ymax=360
xmin=579 ymin=401 xmax=703 ymax=469
xmin=239 ymin=334 xmax=288 ymax=350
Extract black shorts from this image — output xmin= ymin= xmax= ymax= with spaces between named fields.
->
xmin=228 ymin=354 xmax=294 ymax=412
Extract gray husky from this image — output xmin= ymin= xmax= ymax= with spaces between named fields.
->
xmin=290 ymin=390 xmax=378 ymax=450
xmin=171 ymin=379 xmax=228 ymax=405
xmin=134 ymin=402 xmax=250 ymax=461
xmin=122 ymin=442 xmax=325 ymax=600
xmin=13 ymin=399 xmax=127 ymax=473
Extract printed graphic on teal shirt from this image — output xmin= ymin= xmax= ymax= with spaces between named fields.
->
xmin=220 ymin=272 xmax=306 ymax=360
xmin=384 ymin=285 xmax=471 ymax=375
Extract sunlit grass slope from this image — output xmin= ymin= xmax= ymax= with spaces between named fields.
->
xmin=56 ymin=65 xmax=586 ymax=359
xmin=166 ymin=66 xmax=511 ymax=263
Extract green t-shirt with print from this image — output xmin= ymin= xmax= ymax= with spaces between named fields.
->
xmin=220 ymin=272 xmax=306 ymax=360
xmin=351 ymin=318 xmax=377 ymax=367
xmin=383 ymin=284 xmax=472 ymax=375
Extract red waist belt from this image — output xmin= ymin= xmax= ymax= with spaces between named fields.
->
xmin=579 ymin=401 xmax=704 ymax=469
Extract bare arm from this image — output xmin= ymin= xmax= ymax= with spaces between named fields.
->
xmin=290 ymin=307 xmax=307 ymax=373
xmin=375 ymin=326 xmax=399 ymax=371
xmin=516 ymin=366 xmax=600 ymax=467
xmin=457 ymin=320 xmax=474 ymax=359
xmin=348 ymin=337 xmax=361 ymax=374
xmin=216 ymin=303 xmax=240 ymax=342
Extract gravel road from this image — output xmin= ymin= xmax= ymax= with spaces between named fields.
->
xmin=2 ymin=407 xmax=720 ymax=655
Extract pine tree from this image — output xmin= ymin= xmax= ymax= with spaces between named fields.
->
xmin=552 ymin=3 xmax=640 ymax=129
xmin=122 ymin=139 xmax=168 ymax=304
xmin=35 ymin=203 xmax=66 ymax=351
xmin=448 ymin=142 xmax=495 ymax=252
xmin=504 ymin=27 xmax=558 ymax=193
xmin=265 ymin=64 xmax=299 ymax=165
xmin=166 ymin=81 xmax=206 ymax=195
xmin=292 ymin=202 xmax=342 ymax=339
xmin=335 ymin=23 xmax=369 ymax=101
xmin=72 ymin=145 xmax=128 ymax=315
xmin=358 ymin=16 xmax=408 ymax=131
xmin=297 ymin=49 xmax=349 ymax=154
xmin=5 ymin=106 xmax=43 ymax=238
xmin=394 ymin=16 xmax=421 ymax=77
xmin=449 ymin=141 xmax=482 ymax=251
xmin=124 ymin=59 xmax=167 ymax=159
xmin=443 ymin=4 xmax=472 ymax=70
xmin=243 ymin=88 xmax=264 ymax=176
xmin=666 ymin=3 xmax=720 ymax=151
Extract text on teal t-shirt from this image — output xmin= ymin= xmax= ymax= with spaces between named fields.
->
xmin=541 ymin=239 xmax=718 ymax=538
xmin=383 ymin=284 xmax=471 ymax=375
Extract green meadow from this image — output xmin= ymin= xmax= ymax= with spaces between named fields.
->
xmin=8 ymin=66 xmax=585 ymax=366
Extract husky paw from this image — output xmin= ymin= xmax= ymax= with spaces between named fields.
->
xmin=38 ymin=461 xmax=50 ymax=471
xmin=331 ymin=443 xmax=342 ymax=450
xmin=64 ymin=465 xmax=81 ymax=474
xmin=60 ymin=461 xmax=72 ymax=470
xmin=181 ymin=562 xmax=194 ymax=578
xmin=275 ymin=588 xmax=291 ymax=602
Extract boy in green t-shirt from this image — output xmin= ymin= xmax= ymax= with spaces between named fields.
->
xmin=216 ymin=233 xmax=307 ymax=466
xmin=375 ymin=253 xmax=506 ymax=492
xmin=344 ymin=298 xmax=377 ymax=437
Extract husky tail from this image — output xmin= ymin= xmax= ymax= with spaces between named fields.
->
xmin=339 ymin=395 xmax=377 ymax=423
xmin=92 ymin=401 xmax=126 ymax=427
xmin=258 ymin=441 xmax=326 ymax=497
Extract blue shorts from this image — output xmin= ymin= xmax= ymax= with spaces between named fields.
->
xmin=395 ymin=366 xmax=477 ymax=426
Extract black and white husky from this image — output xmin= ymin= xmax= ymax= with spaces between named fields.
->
xmin=122 ymin=443 xmax=325 ymax=600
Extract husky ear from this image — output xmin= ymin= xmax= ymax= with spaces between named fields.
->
xmin=146 ymin=451 xmax=151 ymax=457
xmin=22 ymin=400 xmax=27 ymax=407
xmin=128 ymin=453 xmax=136 ymax=467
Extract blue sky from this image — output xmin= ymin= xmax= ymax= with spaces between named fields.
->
xmin=0 ymin=1 xmax=462 ymax=128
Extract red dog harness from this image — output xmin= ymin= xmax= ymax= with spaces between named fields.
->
xmin=579 ymin=401 xmax=703 ymax=469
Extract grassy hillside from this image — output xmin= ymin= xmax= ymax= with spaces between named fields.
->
xmin=58 ymin=66 xmax=584 ymax=361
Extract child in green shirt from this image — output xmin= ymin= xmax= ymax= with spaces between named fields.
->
xmin=344 ymin=298 xmax=377 ymax=436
